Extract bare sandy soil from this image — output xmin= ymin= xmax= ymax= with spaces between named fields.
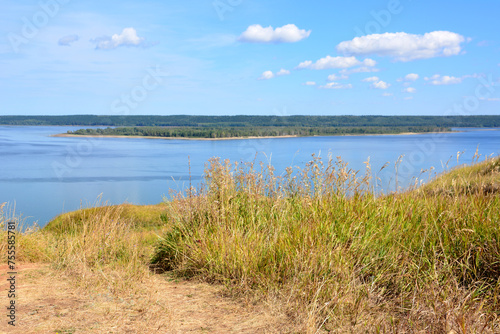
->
xmin=1 ymin=264 xmax=292 ymax=334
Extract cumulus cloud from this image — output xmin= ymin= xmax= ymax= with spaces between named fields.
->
xmin=327 ymin=74 xmax=348 ymax=81
xmin=424 ymin=73 xmax=482 ymax=85
xmin=238 ymin=24 xmax=311 ymax=43
xmin=92 ymin=28 xmax=147 ymax=50
xmin=58 ymin=34 xmax=79 ymax=46
xmin=259 ymin=71 xmax=275 ymax=80
xmin=296 ymin=60 xmax=313 ymax=69
xmin=404 ymin=73 xmax=419 ymax=81
xmin=296 ymin=56 xmax=376 ymax=70
xmin=303 ymin=81 xmax=316 ymax=86
xmin=398 ymin=73 xmax=419 ymax=85
xmin=371 ymin=80 xmax=390 ymax=89
xmin=363 ymin=58 xmax=377 ymax=67
xmin=319 ymin=82 xmax=353 ymax=89
xmin=404 ymin=87 xmax=417 ymax=93
xmin=425 ymin=74 xmax=462 ymax=85
xmin=276 ymin=69 xmax=290 ymax=76
xmin=336 ymin=31 xmax=466 ymax=62
xmin=362 ymin=76 xmax=379 ymax=82
xmin=258 ymin=69 xmax=290 ymax=80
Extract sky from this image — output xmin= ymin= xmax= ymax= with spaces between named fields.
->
xmin=1 ymin=0 xmax=500 ymax=116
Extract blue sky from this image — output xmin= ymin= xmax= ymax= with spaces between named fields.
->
xmin=1 ymin=0 xmax=500 ymax=116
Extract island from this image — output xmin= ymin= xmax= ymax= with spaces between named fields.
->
xmin=3 ymin=115 xmax=500 ymax=139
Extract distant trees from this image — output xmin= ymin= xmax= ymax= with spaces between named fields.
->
xmin=2 ymin=115 xmax=500 ymax=128
xmin=65 ymin=125 xmax=451 ymax=139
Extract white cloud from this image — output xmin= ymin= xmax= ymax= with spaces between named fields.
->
xmin=404 ymin=73 xmax=419 ymax=81
xmin=238 ymin=24 xmax=311 ymax=43
xmin=319 ymin=82 xmax=353 ymax=89
xmin=382 ymin=92 xmax=393 ymax=97
xmin=276 ymin=69 xmax=290 ymax=76
xmin=425 ymin=74 xmax=462 ymax=85
xmin=93 ymin=28 xmax=147 ymax=50
xmin=259 ymin=69 xmax=290 ymax=80
xmin=362 ymin=76 xmax=379 ymax=82
xmin=363 ymin=58 xmax=377 ymax=67
xmin=303 ymin=81 xmax=316 ymax=86
xmin=404 ymin=87 xmax=417 ymax=93
xmin=371 ymin=80 xmax=390 ymax=89
xmin=297 ymin=56 xmax=376 ymax=70
xmin=404 ymin=96 xmax=414 ymax=100
xmin=258 ymin=71 xmax=275 ymax=80
xmin=327 ymin=74 xmax=348 ymax=81
xmin=424 ymin=73 xmax=482 ymax=85
xmin=58 ymin=34 xmax=79 ymax=46
xmin=296 ymin=60 xmax=313 ymax=69
xmin=336 ymin=31 xmax=466 ymax=62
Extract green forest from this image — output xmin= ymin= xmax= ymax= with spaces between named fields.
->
xmin=67 ymin=125 xmax=449 ymax=138
xmin=2 ymin=115 xmax=500 ymax=127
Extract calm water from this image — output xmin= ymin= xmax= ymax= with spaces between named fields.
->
xmin=1 ymin=126 xmax=499 ymax=227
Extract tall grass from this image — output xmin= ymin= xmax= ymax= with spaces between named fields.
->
xmin=1 ymin=200 xmax=163 ymax=293
xmin=0 ymin=202 xmax=49 ymax=263
xmin=1 ymin=201 xmax=173 ymax=331
xmin=152 ymin=155 xmax=500 ymax=332
xmin=48 ymin=203 xmax=150 ymax=293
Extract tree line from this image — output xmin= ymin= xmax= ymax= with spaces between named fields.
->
xmin=1 ymin=115 xmax=500 ymax=128
xmin=67 ymin=126 xmax=450 ymax=139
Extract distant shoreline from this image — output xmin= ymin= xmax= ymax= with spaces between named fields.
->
xmin=50 ymin=131 xmax=454 ymax=141
xmin=51 ymin=133 xmax=300 ymax=140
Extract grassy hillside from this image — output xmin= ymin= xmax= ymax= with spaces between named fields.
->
xmin=1 ymin=156 xmax=499 ymax=333
xmin=151 ymin=156 xmax=500 ymax=332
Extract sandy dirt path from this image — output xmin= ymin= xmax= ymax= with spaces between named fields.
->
xmin=1 ymin=264 xmax=292 ymax=334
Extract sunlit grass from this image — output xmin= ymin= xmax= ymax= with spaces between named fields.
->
xmin=1 ymin=201 xmax=168 ymax=292
xmin=152 ymin=155 xmax=500 ymax=332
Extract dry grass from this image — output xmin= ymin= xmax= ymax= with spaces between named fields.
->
xmin=1 ymin=202 xmax=175 ymax=333
xmin=0 ymin=263 xmax=173 ymax=333
xmin=1 ymin=201 xmax=291 ymax=333
xmin=152 ymin=155 xmax=500 ymax=333
xmin=45 ymin=202 xmax=168 ymax=233
xmin=0 ymin=203 xmax=50 ymax=264
xmin=421 ymin=154 xmax=500 ymax=196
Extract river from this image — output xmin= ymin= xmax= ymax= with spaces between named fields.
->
xmin=1 ymin=126 xmax=499 ymax=227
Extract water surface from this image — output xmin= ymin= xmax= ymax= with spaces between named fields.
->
xmin=1 ymin=126 xmax=499 ymax=227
